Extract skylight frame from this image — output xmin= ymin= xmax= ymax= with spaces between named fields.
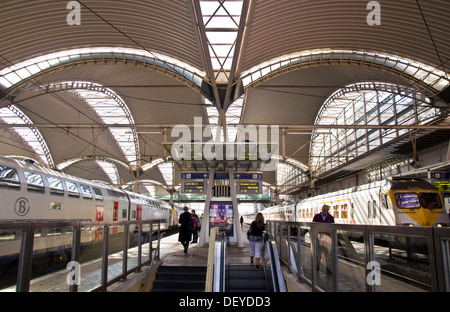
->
xmin=240 ymin=50 xmax=450 ymax=93
xmin=0 ymin=47 xmax=206 ymax=90
xmin=0 ymin=104 xmax=53 ymax=166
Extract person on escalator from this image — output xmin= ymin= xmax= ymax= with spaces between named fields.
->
xmin=248 ymin=212 xmax=266 ymax=268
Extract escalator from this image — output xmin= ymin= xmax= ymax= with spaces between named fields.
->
xmin=212 ymin=232 xmax=286 ymax=292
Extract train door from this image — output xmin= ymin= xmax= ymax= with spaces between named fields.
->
xmin=368 ymin=200 xmax=381 ymax=225
xmin=135 ymin=204 xmax=142 ymax=231
xmin=112 ymin=201 xmax=119 ymax=234
xmin=96 ymin=206 xmax=104 ymax=241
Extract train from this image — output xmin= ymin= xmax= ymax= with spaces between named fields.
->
xmin=0 ymin=155 xmax=182 ymax=288
xmin=0 ymin=155 xmax=179 ymax=227
xmin=245 ymin=178 xmax=450 ymax=227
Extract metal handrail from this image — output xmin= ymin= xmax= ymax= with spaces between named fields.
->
xmin=204 ymin=227 xmax=218 ymax=292
xmin=263 ymin=232 xmax=287 ymax=292
xmin=0 ymin=219 xmax=163 ymax=292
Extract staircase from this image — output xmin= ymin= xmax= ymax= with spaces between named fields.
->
xmin=151 ymin=265 xmax=207 ymax=292
xmin=226 ymin=264 xmax=273 ymax=292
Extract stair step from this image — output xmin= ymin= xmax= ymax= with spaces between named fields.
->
xmin=151 ymin=265 xmax=207 ymax=292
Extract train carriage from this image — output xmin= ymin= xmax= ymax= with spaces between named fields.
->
xmin=256 ymin=178 xmax=449 ymax=227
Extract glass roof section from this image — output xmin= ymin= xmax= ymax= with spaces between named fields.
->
xmin=310 ymin=82 xmax=442 ymax=175
xmin=0 ymin=47 xmax=205 ymax=90
xmin=96 ymin=160 xmax=120 ymax=185
xmin=200 ymin=0 xmax=243 ymax=82
xmin=241 ymin=49 xmax=450 ymax=93
xmin=205 ymin=95 xmax=244 ymax=141
xmin=63 ymin=81 xmax=139 ymax=166
xmin=158 ymin=161 xmax=174 ymax=187
xmin=0 ymin=104 xmax=53 ymax=166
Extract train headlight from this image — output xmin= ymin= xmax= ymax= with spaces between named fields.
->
xmin=436 ymin=223 xmax=447 ymax=228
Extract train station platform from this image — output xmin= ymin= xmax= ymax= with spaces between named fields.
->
xmin=146 ymin=224 xmax=311 ymax=292
xmin=0 ymin=224 xmax=310 ymax=292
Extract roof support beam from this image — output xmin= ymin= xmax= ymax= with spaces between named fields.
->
xmin=189 ymin=0 xmax=222 ymax=109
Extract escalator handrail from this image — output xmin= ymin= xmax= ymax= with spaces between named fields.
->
xmin=264 ymin=232 xmax=287 ymax=292
xmin=213 ymin=231 xmax=226 ymax=292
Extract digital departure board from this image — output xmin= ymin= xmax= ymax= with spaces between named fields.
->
xmin=182 ymin=181 xmax=205 ymax=194
xmin=237 ymin=181 xmax=261 ymax=194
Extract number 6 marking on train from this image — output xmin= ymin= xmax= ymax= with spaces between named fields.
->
xmin=14 ymin=197 xmax=30 ymax=216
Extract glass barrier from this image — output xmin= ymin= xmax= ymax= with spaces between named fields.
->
xmin=267 ymin=221 xmax=450 ymax=292
xmin=0 ymin=220 xmax=161 ymax=292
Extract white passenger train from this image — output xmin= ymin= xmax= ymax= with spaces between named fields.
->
xmin=247 ymin=178 xmax=449 ymax=227
xmin=0 ymin=155 xmax=179 ymax=229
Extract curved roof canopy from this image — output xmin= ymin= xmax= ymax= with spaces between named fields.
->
xmin=0 ymin=0 xmax=449 ymax=195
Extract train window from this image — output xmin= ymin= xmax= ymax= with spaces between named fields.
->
xmin=373 ymin=200 xmax=378 ymax=219
xmin=48 ymin=176 xmax=64 ymax=196
xmin=122 ymin=209 xmax=127 ymax=219
xmin=351 ymin=203 xmax=354 ymax=219
xmin=65 ymin=180 xmax=80 ymax=198
xmin=367 ymin=201 xmax=372 ymax=218
xmin=382 ymin=194 xmax=390 ymax=209
xmin=342 ymin=204 xmax=348 ymax=219
xmin=92 ymin=187 xmax=103 ymax=201
xmin=80 ymin=184 xmax=93 ymax=200
xmin=0 ymin=165 xmax=20 ymax=190
xmin=419 ymin=193 xmax=443 ymax=209
xmin=395 ymin=193 xmax=420 ymax=209
xmin=24 ymin=171 xmax=45 ymax=193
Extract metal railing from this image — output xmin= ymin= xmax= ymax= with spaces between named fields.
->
xmin=0 ymin=219 xmax=163 ymax=292
xmin=267 ymin=221 xmax=450 ymax=292
xmin=262 ymin=232 xmax=287 ymax=292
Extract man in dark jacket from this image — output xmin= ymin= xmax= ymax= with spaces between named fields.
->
xmin=312 ymin=204 xmax=334 ymax=223
xmin=312 ymin=204 xmax=334 ymax=274
xmin=178 ymin=206 xmax=193 ymax=253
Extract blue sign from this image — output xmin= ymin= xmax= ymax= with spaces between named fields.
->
xmin=181 ymin=173 xmax=209 ymax=179
xmin=234 ymin=173 xmax=263 ymax=180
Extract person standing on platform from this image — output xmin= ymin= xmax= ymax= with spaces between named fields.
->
xmin=248 ymin=212 xmax=266 ymax=268
xmin=191 ymin=209 xmax=199 ymax=243
xmin=312 ymin=204 xmax=334 ymax=223
xmin=312 ymin=204 xmax=334 ymax=274
xmin=178 ymin=206 xmax=193 ymax=253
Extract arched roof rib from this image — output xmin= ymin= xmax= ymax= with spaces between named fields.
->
xmin=0 ymin=105 xmax=53 ymax=166
xmin=0 ymin=48 xmax=210 ymax=101
xmin=240 ymin=50 xmax=450 ymax=98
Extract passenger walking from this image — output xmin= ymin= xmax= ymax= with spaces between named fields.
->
xmin=191 ymin=209 xmax=199 ymax=243
xmin=312 ymin=204 xmax=334 ymax=274
xmin=178 ymin=206 xmax=193 ymax=253
xmin=248 ymin=212 xmax=266 ymax=268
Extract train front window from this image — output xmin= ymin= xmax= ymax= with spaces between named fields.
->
xmin=395 ymin=193 xmax=420 ymax=209
xmin=419 ymin=193 xmax=442 ymax=209
xmin=0 ymin=165 xmax=20 ymax=190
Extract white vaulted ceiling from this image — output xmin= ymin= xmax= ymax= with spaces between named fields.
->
xmin=0 ymin=0 xmax=448 ymax=191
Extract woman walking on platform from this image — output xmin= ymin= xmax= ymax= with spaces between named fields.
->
xmin=248 ymin=212 xmax=266 ymax=268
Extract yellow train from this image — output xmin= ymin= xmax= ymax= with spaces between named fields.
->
xmin=249 ymin=178 xmax=449 ymax=227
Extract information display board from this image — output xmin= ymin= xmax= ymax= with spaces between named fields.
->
xmin=182 ymin=181 xmax=205 ymax=194
xmin=237 ymin=181 xmax=261 ymax=194
xmin=209 ymin=201 xmax=233 ymax=236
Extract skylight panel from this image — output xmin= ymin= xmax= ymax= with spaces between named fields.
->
xmin=66 ymin=82 xmax=139 ymax=165
xmin=158 ymin=162 xmax=174 ymax=187
xmin=0 ymin=105 xmax=53 ymax=166
xmin=96 ymin=160 xmax=119 ymax=185
xmin=0 ymin=47 xmax=205 ymax=89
